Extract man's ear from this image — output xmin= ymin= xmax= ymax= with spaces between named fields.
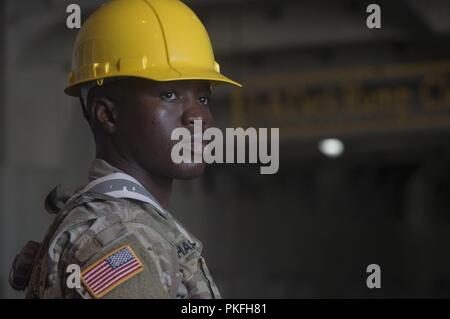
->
xmin=90 ymin=97 xmax=118 ymax=134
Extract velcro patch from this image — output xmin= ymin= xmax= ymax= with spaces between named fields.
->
xmin=81 ymin=245 xmax=144 ymax=298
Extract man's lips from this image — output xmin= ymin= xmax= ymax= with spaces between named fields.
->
xmin=180 ymin=132 xmax=209 ymax=155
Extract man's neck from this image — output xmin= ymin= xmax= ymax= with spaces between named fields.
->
xmin=97 ymin=155 xmax=173 ymax=209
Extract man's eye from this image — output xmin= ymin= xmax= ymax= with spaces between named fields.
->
xmin=161 ymin=91 xmax=178 ymax=101
xmin=199 ymin=96 xmax=210 ymax=105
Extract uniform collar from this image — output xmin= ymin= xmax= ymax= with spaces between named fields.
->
xmin=86 ymin=158 xmax=166 ymax=213
xmin=86 ymin=159 xmax=197 ymax=245
xmin=88 ymin=158 xmax=122 ymax=181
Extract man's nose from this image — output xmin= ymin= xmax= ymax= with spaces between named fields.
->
xmin=181 ymin=101 xmax=213 ymax=130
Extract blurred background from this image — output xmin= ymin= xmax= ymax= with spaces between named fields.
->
xmin=1 ymin=0 xmax=450 ymax=298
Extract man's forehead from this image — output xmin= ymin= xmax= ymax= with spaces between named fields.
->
xmin=82 ymin=78 xmax=212 ymax=106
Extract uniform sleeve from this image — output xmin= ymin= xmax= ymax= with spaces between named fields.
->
xmin=182 ymin=256 xmax=222 ymax=299
xmin=61 ymin=223 xmax=179 ymax=299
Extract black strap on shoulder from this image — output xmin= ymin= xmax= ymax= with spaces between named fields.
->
xmin=44 ymin=185 xmax=71 ymax=215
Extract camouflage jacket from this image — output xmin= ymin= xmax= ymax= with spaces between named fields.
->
xmin=26 ymin=159 xmax=221 ymax=299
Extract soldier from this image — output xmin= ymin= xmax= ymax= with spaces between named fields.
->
xmin=9 ymin=0 xmax=240 ymax=299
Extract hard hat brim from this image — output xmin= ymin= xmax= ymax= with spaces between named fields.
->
xmin=64 ymin=70 xmax=242 ymax=97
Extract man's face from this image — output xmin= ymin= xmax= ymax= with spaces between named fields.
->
xmin=113 ymin=79 xmax=214 ymax=180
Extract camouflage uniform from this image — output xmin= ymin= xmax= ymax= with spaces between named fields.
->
xmin=25 ymin=159 xmax=221 ymax=299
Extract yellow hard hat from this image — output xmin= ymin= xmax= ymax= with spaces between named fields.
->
xmin=65 ymin=0 xmax=241 ymax=97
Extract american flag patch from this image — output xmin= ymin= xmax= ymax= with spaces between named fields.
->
xmin=81 ymin=245 xmax=144 ymax=298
